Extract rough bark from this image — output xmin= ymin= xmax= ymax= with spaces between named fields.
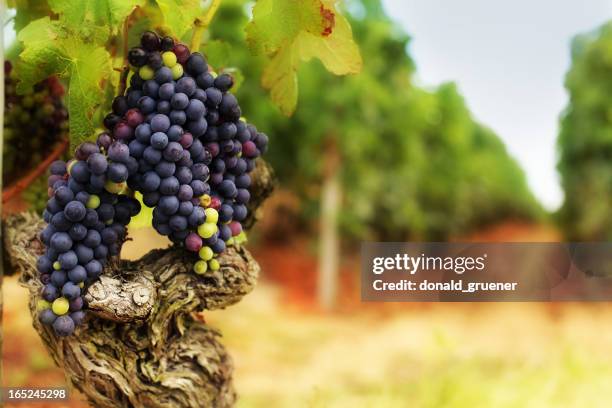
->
xmin=2 ymin=161 xmax=275 ymax=408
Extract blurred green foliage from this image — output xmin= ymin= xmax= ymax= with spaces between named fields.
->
xmin=558 ymin=22 xmax=612 ymax=240
xmin=210 ymin=0 xmax=541 ymax=240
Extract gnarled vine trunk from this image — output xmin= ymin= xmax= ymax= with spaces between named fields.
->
xmin=2 ymin=161 xmax=274 ymax=408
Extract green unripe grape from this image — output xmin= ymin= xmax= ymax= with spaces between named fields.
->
xmin=198 ymin=223 xmax=217 ymax=239
xmin=171 ymin=64 xmax=184 ymax=80
xmin=37 ymin=299 xmax=51 ymax=311
xmin=204 ymin=208 xmax=218 ymax=225
xmin=139 ymin=65 xmax=155 ymax=80
xmin=53 ymin=261 xmax=61 ymax=270
xmin=105 ymin=181 xmax=126 ymax=194
xmin=51 ymin=297 xmax=69 ymax=315
xmin=194 ymin=260 xmax=208 ymax=275
xmin=198 ymin=246 xmax=214 ymax=261
xmin=162 ymin=52 xmax=177 ymax=67
xmin=86 ymin=194 xmax=100 ymax=209
xmin=209 ymin=259 xmax=220 ymax=271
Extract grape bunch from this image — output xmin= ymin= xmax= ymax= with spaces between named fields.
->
xmin=36 ymin=143 xmax=141 ymax=336
xmin=3 ymin=61 xmax=68 ymax=184
xmin=35 ymin=30 xmax=268 ymax=337
xmin=106 ymin=31 xmax=268 ymax=273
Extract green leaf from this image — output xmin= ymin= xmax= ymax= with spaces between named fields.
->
xmin=17 ymin=16 xmax=112 ymax=148
xmin=204 ymin=39 xmax=232 ymax=68
xmin=156 ymin=0 xmax=203 ymax=38
xmin=15 ymin=17 xmax=64 ymax=92
xmin=246 ymin=0 xmax=362 ymax=115
xmin=64 ymin=42 xmax=111 ymax=148
xmin=8 ymin=0 xmax=53 ymax=32
xmin=48 ymin=0 xmax=143 ymax=30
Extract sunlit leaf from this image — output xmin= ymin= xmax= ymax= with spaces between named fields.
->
xmin=246 ymin=0 xmax=362 ymax=115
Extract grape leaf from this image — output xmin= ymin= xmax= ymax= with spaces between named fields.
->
xmin=64 ymin=42 xmax=112 ymax=148
xmin=156 ymin=0 xmax=203 ymax=38
xmin=7 ymin=0 xmax=53 ymax=31
xmin=48 ymin=0 xmax=144 ymax=33
xmin=17 ymin=17 xmax=112 ymax=148
xmin=246 ymin=0 xmax=362 ymax=115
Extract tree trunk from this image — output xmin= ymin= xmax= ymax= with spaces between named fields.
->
xmin=2 ymin=161 xmax=275 ymax=408
xmin=317 ymin=140 xmax=341 ymax=310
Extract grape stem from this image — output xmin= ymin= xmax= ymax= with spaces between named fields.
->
xmin=2 ymin=138 xmax=69 ymax=203
xmin=190 ymin=0 xmax=221 ymax=51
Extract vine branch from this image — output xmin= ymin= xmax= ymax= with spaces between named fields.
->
xmin=190 ymin=0 xmax=221 ymax=52
xmin=2 ymin=138 xmax=69 ymax=203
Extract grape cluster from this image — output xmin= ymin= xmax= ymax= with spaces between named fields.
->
xmin=35 ymin=30 xmax=268 ymax=336
xmin=36 ymin=143 xmax=140 ymax=336
xmin=106 ymin=31 xmax=268 ymax=273
xmin=3 ymin=61 xmax=68 ymax=184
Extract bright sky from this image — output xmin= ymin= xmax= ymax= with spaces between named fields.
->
xmin=381 ymin=0 xmax=612 ymax=210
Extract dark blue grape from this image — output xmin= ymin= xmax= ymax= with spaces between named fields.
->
xmin=236 ymin=174 xmax=251 ymax=188
xmin=70 ymin=311 xmax=86 ymax=326
xmin=50 ymin=160 xmax=67 ymax=175
xmin=101 ymin=228 xmax=118 ymax=245
xmin=55 ymin=186 xmax=74 ymax=205
xmin=138 ymin=96 xmax=157 ymax=114
xmin=169 ymin=215 xmax=187 ymax=232
xmin=75 ymin=244 xmax=94 ymax=264
xmin=186 ymin=99 xmax=206 ymax=120
xmin=233 ymin=204 xmax=247 ymax=221
xmin=39 ymin=309 xmax=57 ymax=325
xmin=151 ymin=132 xmax=169 ymax=149
xmin=128 ymin=140 xmax=146 ymax=159
xmin=158 ymin=82 xmax=175 ymax=100
xmin=177 ymin=184 xmax=193 ymax=201
xmin=53 ymin=315 xmax=75 ymax=336
xmin=192 ymin=88 xmax=207 ymax=103
xmin=176 ymin=166 xmax=193 ymax=184
xmin=50 ymin=232 xmax=73 ymax=252
xmin=135 ymin=123 xmax=152 ymax=143
xmin=85 ymin=260 xmax=103 ymax=279
xmin=108 ymin=142 xmax=131 ymax=163
xmin=50 ymin=270 xmax=67 ymax=287
xmin=157 ymin=100 xmax=171 ymax=114
xmin=169 ymin=110 xmax=187 ymax=125
xmin=42 ymin=284 xmax=59 ymax=302
xmin=144 ymin=146 xmax=162 ymax=164
xmin=219 ymin=204 xmax=233 ymax=223
xmin=71 ymin=161 xmax=90 ymax=183
xmin=155 ymin=161 xmax=175 ymax=178
xmin=205 ymin=88 xmax=222 ymax=107
xmin=178 ymin=200 xmax=194 ymax=215
xmin=155 ymin=67 xmax=173 ymax=84
xmin=68 ymin=265 xmax=87 ymax=283
xmin=107 ymin=162 xmax=129 ymax=183
xmin=160 ymin=176 xmax=180 ymax=195
xmin=69 ymin=297 xmax=84 ymax=312
xmin=187 ymin=118 xmax=207 ymax=137
xmin=143 ymin=80 xmax=160 ymax=97
xmin=58 ymin=250 xmax=78 ymax=270
xmin=150 ymin=114 xmax=171 ymax=132
xmin=214 ymin=74 xmax=234 ymax=92
xmin=190 ymin=180 xmax=207 ymax=197
xmin=83 ymin=229 xmax=102 ymax=248
xmin=143 ymin=191 xmax=160 ymax=207
xmin=186 ymin=53 xmax=207 ymax=75
xmin=159 ymin=195 xmax=179 ymax=215
xmin=163 ymin=142 xmax=183 ymax=162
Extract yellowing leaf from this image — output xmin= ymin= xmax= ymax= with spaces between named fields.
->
xmin=261 ymin=45 xmax=299 ymax=116
xmin=296 ymin=11 xmax=362 ymax=75
xmin=156 ymin=0 xmax=203 ymax=38
xmin=246 ymin=0 xmax=362 ymax=115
